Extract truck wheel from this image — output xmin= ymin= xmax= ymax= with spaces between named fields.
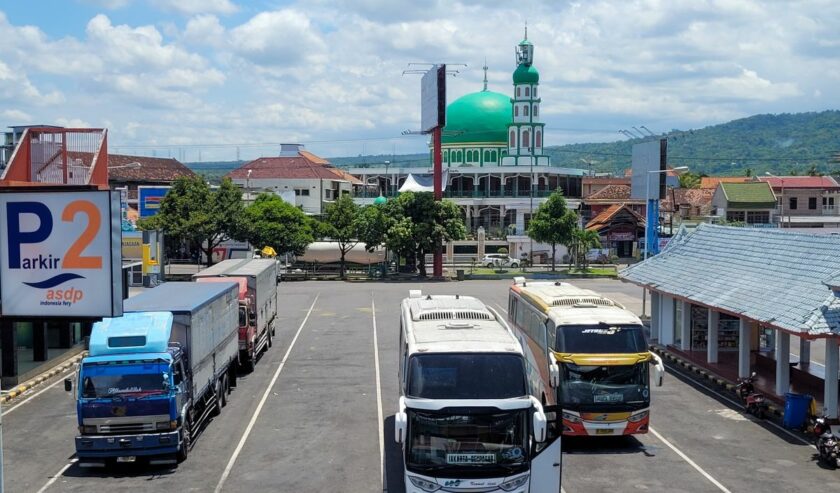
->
xmin=267 ymin=330 xmax=273 ymax=349
xmin=177 ymin=418 xmax=191 ymax=463
xmin=243 ymin=352 xmax=255 ymax=373
xmin=221 ymin=374 xmax=229 ymax=407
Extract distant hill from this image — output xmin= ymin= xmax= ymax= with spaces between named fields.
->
xmin=186 ymin=111 xmax=840 ymax=181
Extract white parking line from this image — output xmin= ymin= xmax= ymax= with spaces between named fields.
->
xmin=494 ymin=302 xmax=508 ymax=314
xmin=372 ymin=297 xmax=385 ymax=489
xmin=3 ymin=370 xmax=75 ymax=417
xmin=649 ymin=427 xmax=732 ymax=493
xmin=214 ymin=294 xmax=319 ymax=493
xmin=35 ymin=459 xmax=76 ymax=493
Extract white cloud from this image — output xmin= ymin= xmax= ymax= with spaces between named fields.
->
xmin=183 ymin=14 xmax=225 ymax=47
xmin=229 ymin=10 xmax=328 ymax=70
xmin=1 ymin=109 xmax=31 ymax=121
xmin=151 ymin=0 xmax=238 ymax=15
xmin=80 ymin=0 xmax=133 ymax=9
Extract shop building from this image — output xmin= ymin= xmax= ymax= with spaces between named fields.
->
xmin=621 ymin=224 xmax=840 ymax=418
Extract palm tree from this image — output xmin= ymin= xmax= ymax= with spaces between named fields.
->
xmin=570 ymin=228 xmax=602 ymax=270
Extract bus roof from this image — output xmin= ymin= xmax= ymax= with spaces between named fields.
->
xmin=401 ymin=292 xmax=522 ymax=356
xmin=511 ymin=278 xmax=641 ymax=326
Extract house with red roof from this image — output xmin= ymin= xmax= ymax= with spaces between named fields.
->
xmin=226 ymin=144 xmax=362 ymax=215
xmin=757 ymin=175 xmax=840 ymax=228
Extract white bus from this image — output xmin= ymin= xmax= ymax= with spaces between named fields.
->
xmin=509 ymin=278 xmax=664 ymax=437
xmin=396 ymin=290 xmax=561 ymax=493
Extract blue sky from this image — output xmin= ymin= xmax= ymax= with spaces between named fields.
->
xmin=0 ymin=0 xmax=838 ymax=162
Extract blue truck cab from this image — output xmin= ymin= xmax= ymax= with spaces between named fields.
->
xmin=72 ymin=312 xmax=187 ymax=466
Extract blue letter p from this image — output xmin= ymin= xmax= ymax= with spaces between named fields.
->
xmin=6 ymin=202 xmax=52 ymax=268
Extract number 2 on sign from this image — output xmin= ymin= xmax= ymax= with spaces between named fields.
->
xmin=61 ymin=200 xmax=103 ymax=269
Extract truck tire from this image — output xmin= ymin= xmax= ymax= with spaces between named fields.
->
xmin=221 ymin=374 xmax=229 ymax=407
xmin=243 ymin=351 xmax=255 ymax=373
xmin=267 ymin=330 xmax=273 ymax=349
xmin=212 ymin=379 xmax=223 ymax=417
xmin=177 ymin=418 xmax=191 ymax=463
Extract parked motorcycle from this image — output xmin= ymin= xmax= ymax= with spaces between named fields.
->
xmin=735 ymin=372 xmax=769 ymax=419
xmin=813 ymin=416 xmax=840 ymax=468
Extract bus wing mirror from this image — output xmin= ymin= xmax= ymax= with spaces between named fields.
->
xmin=64 ymin=378 xmax=73 ymax=392
xmin=395 ymin=411 xmax=407 ymax=443
xmin=533 ymin=411 xmax=547 ymax=443
xmin=651 ymin=352 xmax=664 ymax=387
xmin=549 ymin=353 xmax=560 ymax=388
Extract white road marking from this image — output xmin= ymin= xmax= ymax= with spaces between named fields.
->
xmin=494 ymin=302 xmax=508 ymax=314
xmin=666 ymin=366 xmax=815 ymax=449
xmin=3 ymin=370 xmax=75 ymax=417
xmin=372 ymin=297 xmax=385 ymax=490
xmin=649 ymin=427 xmax=732 ymax=493
xmin=214 ymin=294 xmax=319 ymax=493
xmin=35 ymin=459 xmax=76 ymax=493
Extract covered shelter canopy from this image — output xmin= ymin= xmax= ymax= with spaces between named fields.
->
xmin=398 ymin=171 xmax=449 ymax=193
xmin=620 ymin=223 xmax=840 ymax=339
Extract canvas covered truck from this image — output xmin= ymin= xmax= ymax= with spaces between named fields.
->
xmin=68 ymin=282 xmax=239 ymax=466
xmin=193 ymin=258 xmax=278 ymax=371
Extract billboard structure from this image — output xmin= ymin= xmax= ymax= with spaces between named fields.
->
xmin=630 ymin=139 xmax=667 ymax=257
xmin=421 ymin=64 xmax=446 ymax=133
xmin=138 ymin=185 xmax=171 ymax=218
xmin=0 ymin=189 xmax=123 ymax=317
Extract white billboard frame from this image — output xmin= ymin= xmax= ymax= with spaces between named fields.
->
xmin=0 ymin=189 xmax=123 ymax=317
xmin=421 ymin=64 xmax=446 ymax=133
xmin=630 ymin=139 xmax=666 ymax=200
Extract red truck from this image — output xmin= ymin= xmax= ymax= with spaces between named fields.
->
xmin=194 ymin=259 xmax=278 ymax=371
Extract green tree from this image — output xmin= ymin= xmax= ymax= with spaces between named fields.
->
xmin=527 ymin=191 xmax=577 ymax=271
xmin=570 ymin=228 xmax=602 ymax=270
xmin=678 ymin=172 xmax=701 ymax=189
xmin=137 ymin=176 xmax=244 ymax=266
xmin=321 ymin=195 xmax=360 ymax=279
xmin=355 ymin=203 xmax=393 ymax=252
xmin=241 ymin=193 xmax=314 ymax=256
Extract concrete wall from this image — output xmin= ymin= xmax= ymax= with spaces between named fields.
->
xmin=233 ymin=177 xmax=352 ymax=215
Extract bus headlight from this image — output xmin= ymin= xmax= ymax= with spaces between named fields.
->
xmin=408 ymin=475 xmax=441 ymax=492
xmin=156 ymin=420 xmax=178 ymax=431
xmin=500 ymin=474 xmax=529 ymax=491
xmin=628 ymin=411 xmax=649 ymax=423
xmin=562 ymin=412 xmax=582 ymax=423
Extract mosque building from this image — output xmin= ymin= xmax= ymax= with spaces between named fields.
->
xmin=350 ymin=31 xmax=585 ymax=260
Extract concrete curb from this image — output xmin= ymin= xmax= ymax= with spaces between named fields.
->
xmin=651 ymin=346 xmax=785 ymax=418
xmin=0 ymin=353 xmax=85 ymax=405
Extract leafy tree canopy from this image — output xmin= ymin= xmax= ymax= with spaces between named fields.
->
xmin=241 ymin=193 xmax=314 ymax=256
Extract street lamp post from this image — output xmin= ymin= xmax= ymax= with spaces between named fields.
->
xmin=384 ymin=160 xmax=390 ymax=196
xmin=246 ymin=169 xmax=252 ymax=204
xmin=641 ymin=166 xmax=688 ymax=317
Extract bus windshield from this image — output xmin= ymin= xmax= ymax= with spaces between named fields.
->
xmin=406 ymin=409 xmax=529 ymax=475
xmin=80 ymin=362 xmax=171 ymax=399
xmin=407 ymin=354 xmax=527 ymax=399
xmin=555 ymin=324 xmax=647 ymax=353
xmin=559 ymin=362 xmax=649 ymax=407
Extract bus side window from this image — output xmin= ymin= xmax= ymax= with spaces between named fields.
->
xmin=515 ymin=302 xmax=527 ymax=331
xmin=509 ymin=296 xmax=517 ymax=321
xmin=545 ymin=319 xmax=556 ymax=352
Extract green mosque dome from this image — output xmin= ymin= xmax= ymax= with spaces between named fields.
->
xmin=513 ymin=64 xmax=539 ymax=84
xmin=442 ymin=90 xmax=511 ymax=145
xmin=373 ymin=195 xmax=387 ymax=205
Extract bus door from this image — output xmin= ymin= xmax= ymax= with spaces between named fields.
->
xmin=531 ymin=404 xmax=562 ymax=491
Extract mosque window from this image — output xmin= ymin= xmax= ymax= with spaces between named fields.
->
xmin=443 ymin=151 xmax=449 ymax=163
xmin=524 ymin=105 xmax=529 ymax=116
xmin=534 ymin=87 xmax=538 ymax=98
xmin=525 ymin=87 xmax=530 ymax=97
xmin=516 ymin=87 xmax=521 ymax=97
xmin=522 ymin=130 xmax=530 ymax=148
xmin=484 ymin=150 xmax=491 ymax=162
xmin=509 ymin=130 xmax=516 ymax=147
xmin=536 ymin=131 xmax=542 ymax=148
xmin=534 ymin=105 xmax=538 ymax=117
xmin=491 ymin=150 xmax=497 ymax=162
xmin=514 ymin=105 xmax=519 ymax=117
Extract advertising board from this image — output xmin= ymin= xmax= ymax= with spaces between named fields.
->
xmin=421 ymin=64 xmax=446 ymax=133
xmin=0 ymin=190 xmax=123 ymax=317
xmin=630 ymin=139 xmax=666 ymax=200
xmin=138 ymin=185 xmax=171 ymax=218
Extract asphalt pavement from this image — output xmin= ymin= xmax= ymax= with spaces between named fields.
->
xmin=4 ymin=279 xmax=840 ymax=492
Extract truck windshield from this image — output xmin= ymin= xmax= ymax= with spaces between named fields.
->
xmin=239 ymin=307 xmax=247 ymax=327
xmin=80 ymin=362 xmax=170 ymax=398
xmin=406 ymin=409 xmax=529 ymax=475
xmin=407 ymin=354 xmax=527 ymax=399
xmin=559 ymin=362 xmax=649 ymax=408
xmin=555 ymin=324 xmax=647 ymax=353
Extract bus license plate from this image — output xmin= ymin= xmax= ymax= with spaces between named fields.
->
xmin=594 ymin=393 xmax=622 ymax=403
xmin=117 ymin=456 xmax=136 ymax=463
xmin=595 ymin=429 xmax=613 ymax=435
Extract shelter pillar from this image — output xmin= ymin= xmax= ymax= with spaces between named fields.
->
xmin=707 ymin=309 xmax=719 ymax=364
xmin=825 ymin=338 xmax=839 ymax=419
xmin=776 ymin=331 xmax=790 ymax=396
xmin=650 ymin=292 xmax=660 ymax=342
xmin=1 ymin=318 xmax=18 ymax=380
xmin=738 ymin=318 xmax=750 ymax=378
xmin=680 ymin=300 xmax=691 ymax=351
xmin=659 ymin=295 xmax=674 ymax=346
xmin=33 ymin=321 xmax=48 ymax=362
xmin=799 ymin=337 xmax=811 ymax=366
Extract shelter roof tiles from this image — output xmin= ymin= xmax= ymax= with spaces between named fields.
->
xmin=620 ymin=224 xmax=840 ymax=337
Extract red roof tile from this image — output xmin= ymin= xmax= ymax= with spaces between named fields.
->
xmin=699 ymin=176 xmax=751 ymax=189
xmin=582 ymin=177 xmax=631 ymax=186
xmin=585 ymin=184 xmax=633 ymax=201
xmin=585 ymin=203 xmax=645 ymax=231
xmin=662 ymin=188 xmax=714 ymax=215
xmin=66 ymin=152 xmax=195 ymax=183
xmin=227 ymin=152 xmax=360 ymax=184
xmin=758 ymin=176 xmax=840 ymax=189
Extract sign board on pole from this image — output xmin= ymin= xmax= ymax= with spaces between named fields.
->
xmin=421 ymin=64 xmax=446 ymax=133
xmin=0 ymin=190 xmax=123 ymax=317
xmin=138 ymin=185 xmax=171 ymax=218
xmin=630 ymin=139 xmax=666 ymax=200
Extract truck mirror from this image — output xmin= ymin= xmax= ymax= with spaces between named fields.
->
xmin=64 ymin=378 xmax=73 ymax=392
xmin=395 ymin=411 xmax=407 ymax=443
xmin=549 ymin=353 xmax=560 ymax=388
xmin=533 ymin=411 xmax=547 ymax=443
